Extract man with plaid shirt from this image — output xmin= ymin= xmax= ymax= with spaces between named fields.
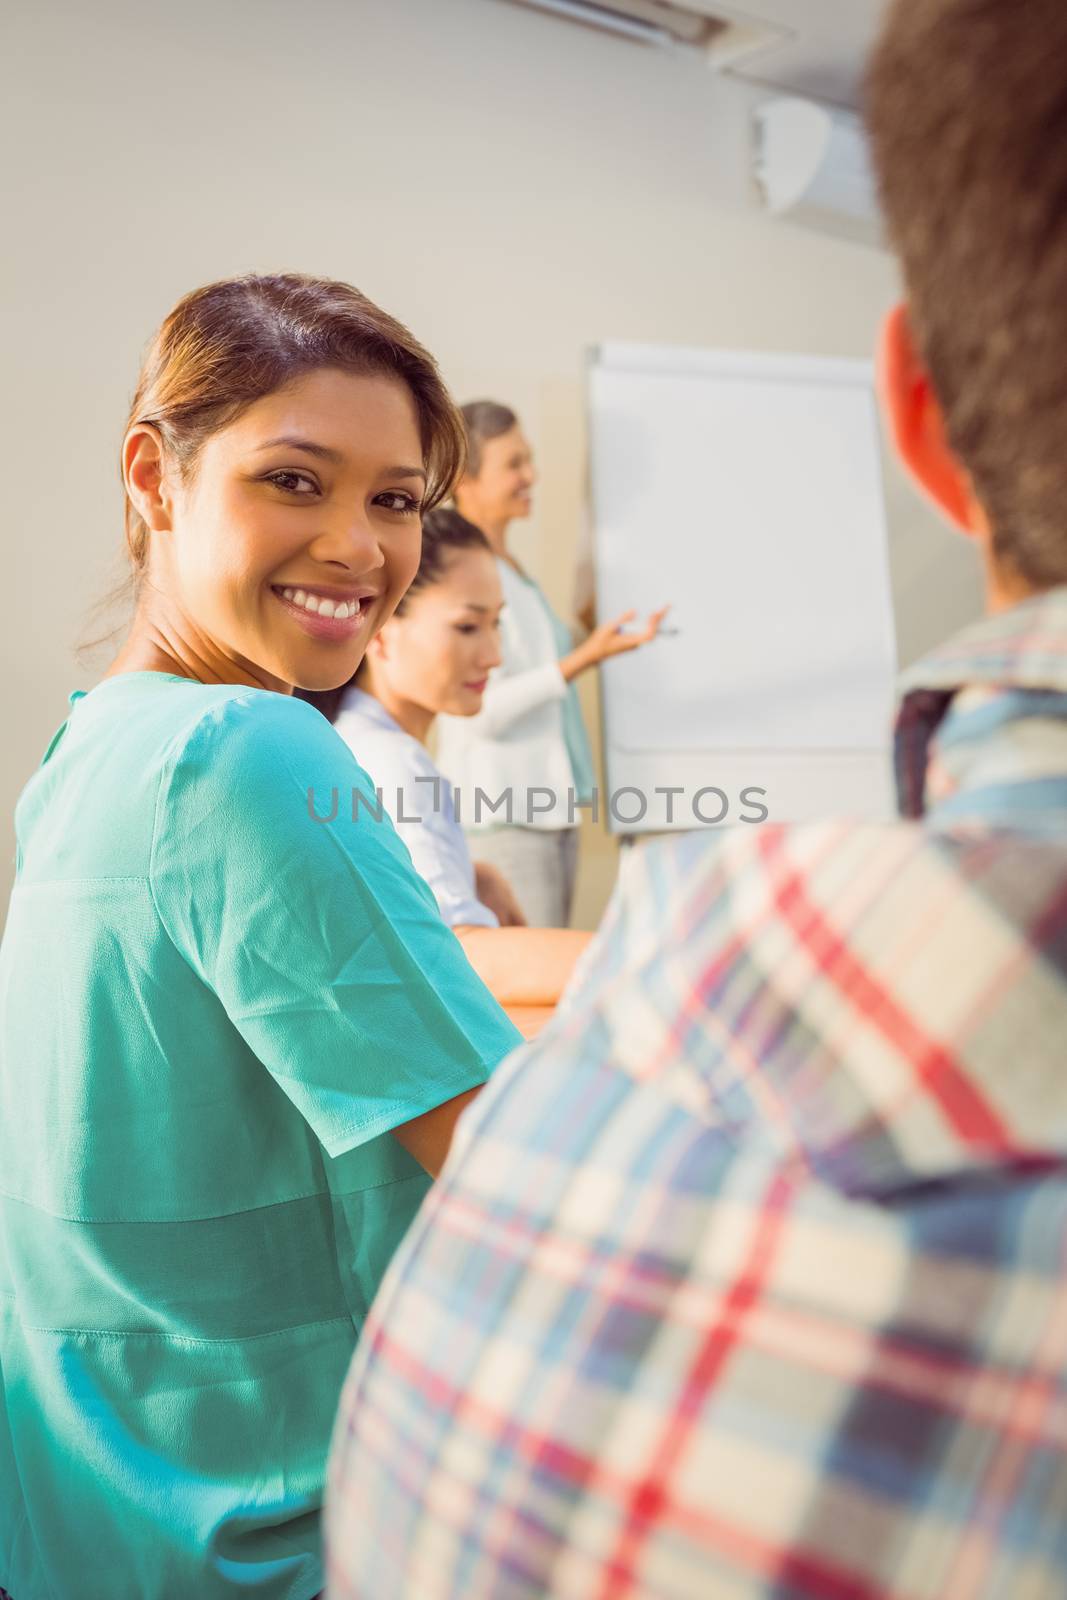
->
xmin=325 ymin=2 xmax=1067 ymax=1594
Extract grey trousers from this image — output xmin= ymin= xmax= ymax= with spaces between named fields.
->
xmin=466 ymin=825 xmax=580 ymax=928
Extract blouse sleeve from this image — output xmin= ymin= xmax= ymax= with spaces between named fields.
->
xmin=466 ymin=660 xmax=568 ymax=739
xmin=395 ymin=775 xmax=499 ymax=930
xmin=149 ymin=691 xmax=521 ymax=1158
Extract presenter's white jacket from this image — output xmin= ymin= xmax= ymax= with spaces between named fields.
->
xmin=435 ymin=558 xmax=581 ymax=832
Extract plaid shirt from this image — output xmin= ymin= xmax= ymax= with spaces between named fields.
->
xmin=326 ymin=590 xmax=1067 ymax=1600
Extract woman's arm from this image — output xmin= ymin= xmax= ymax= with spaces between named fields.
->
xmin=470 ymin=592 xmax=668 ymax=739
xmin=392 ymin=929 xmax=578 ymax=1174
xmin=392 ymin=1086 xmax=481 ymax=1178
xmin=473 ymin=860 xmax=527 ymax=926
xmin=474 ymin=609 xmax=672 ymax=739
xmin=453 ymin=926 xmax=592 ymax=1008
xmin=559 ymin=608 xmax=672 ymax=680
xmin=153 ymin=696 xmax=521 ymax=1192
xmin=467 ymin=660 xmax=569 ymax=738
xmin=466 ymin=613 xmax=655 ymax=739
xmin=503 ymin=1005 xmax=556 ymax=1040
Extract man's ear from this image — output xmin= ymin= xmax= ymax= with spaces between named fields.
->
xmin=123 ymin=423 xmax=174 ymax=534
xmin=878 ymin=303 xmax=977 ymax=536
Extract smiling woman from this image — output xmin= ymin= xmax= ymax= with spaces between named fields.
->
xmin=114 ymin=365 xmax=428 ymax=689
xmin=0 ymin=275 xmax=522 ymax=1600
xmin=106 ymin=275 xmax=463 ymax=695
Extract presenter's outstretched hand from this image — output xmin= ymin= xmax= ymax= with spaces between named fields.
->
xmin=562 ymin=606 xmax=671 ymax=681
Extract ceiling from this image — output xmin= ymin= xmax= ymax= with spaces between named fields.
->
xmin=503 ymin=0 xmax=893 ymax=111
xmin=718 ymin=0 xmax=891 ymax=109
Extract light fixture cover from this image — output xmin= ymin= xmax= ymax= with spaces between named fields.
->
xmin=754 ymin=97 xmax=884 ymax=248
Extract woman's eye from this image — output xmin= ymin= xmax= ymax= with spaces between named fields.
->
xmin=455 ymin=624 xmax=478 ymax=635
xmin=376 ymin=491 xmax=421 ymax=515
xmin=265 ymin=470 xmax=318 ymax=496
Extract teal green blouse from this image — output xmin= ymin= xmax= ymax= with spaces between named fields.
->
xmin=0 ymin=673 xmax=521 ymax=1599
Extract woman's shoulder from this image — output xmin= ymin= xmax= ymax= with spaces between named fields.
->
xmin=496 ymin=555 xmax=557 ymax=618
xmin=495 ymin=554 xmax=530 ymax=592
xmin=152 ymin=683 xmax=397 ymax=870
xmin=183 ymin=679 xmax=332 ymax=740
xmin=162 ymin=682 xmax=355 ymax=794
xmin=334 ymin=690 xmax=431 ymax=782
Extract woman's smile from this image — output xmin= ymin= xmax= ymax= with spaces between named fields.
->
xmin=270 ymin=581 xmax=381 ymax=642
xmin=118 ymin=366 xmax=431 ymax=693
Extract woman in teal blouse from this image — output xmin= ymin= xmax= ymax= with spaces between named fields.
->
xmin=0 ymin=274 xmax=522 ymax=1600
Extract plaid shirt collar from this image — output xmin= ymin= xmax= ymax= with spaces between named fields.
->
xmin=894 ymin=584 xmax=1067 ymax=821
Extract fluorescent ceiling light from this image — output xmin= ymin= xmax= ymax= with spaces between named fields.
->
xmin=498 ymin=1 xmax=788 ymax=69
xmin=515 ymin=0 xmax=674 ymax=47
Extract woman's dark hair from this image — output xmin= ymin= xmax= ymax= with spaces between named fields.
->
xmin=460 ymin=400 xmax=518 ymax=477
xmin=398 ymin=507 xmax=491 ymax=609
xmin=296 ymin=507 xmax=491 ymax=724
xmin=80 ymin=272 xmax=467 ymax=656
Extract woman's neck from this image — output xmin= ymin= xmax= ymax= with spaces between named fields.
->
xmin=454 ymin=496 xmax=510 ymax=558
xmin=103 ymin=608 xmax=291 ymax=693
xmin=359 ymin=671 xmax=435 ymax=745
xmin=479 ymin=520 xmax=511 ymax=557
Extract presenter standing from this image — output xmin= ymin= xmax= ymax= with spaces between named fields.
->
xmin=436 ymin=400 xmax=666 ymax=927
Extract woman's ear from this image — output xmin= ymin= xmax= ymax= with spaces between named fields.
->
xmin=367 ymin=621 xmax=392 ymax=661
xmin=123 ymin=424 xmax=174 ymax=534
xmin=452 ymin=471 xmax=478 ymax=513
xmin=878 ymin=303 xmax=978 ymax=536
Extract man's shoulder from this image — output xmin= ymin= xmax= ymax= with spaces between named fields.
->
xmin=548 ymin=816 xmax=1067 ymax=1146
xmin=608 ymin=818 xmax=929 ymax=964
xmin=629 ymin=816 xmax=1067 ymax=935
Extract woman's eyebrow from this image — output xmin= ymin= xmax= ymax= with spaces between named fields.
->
xmin=256 ymin=435 xmax=344 ymax=463
xmin=255 ymin=435 xmax=426 ymax=483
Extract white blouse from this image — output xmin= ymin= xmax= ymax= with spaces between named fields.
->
xmin=333 ymin=687 xmax=498 ymax=930
xmin=435 ymin=558 xmax=587 ymax=831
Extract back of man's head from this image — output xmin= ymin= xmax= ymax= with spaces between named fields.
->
xmin=867 ymin=0 xmax=1067 ymax=589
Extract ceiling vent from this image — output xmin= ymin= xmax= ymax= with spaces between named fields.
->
xmin=498 ymin=0 xmax=790 ymax=69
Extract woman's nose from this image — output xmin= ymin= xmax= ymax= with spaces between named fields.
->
xmin=308 ymin=515 xmax=385 ymax=571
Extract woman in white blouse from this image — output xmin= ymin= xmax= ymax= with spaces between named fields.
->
xmin=435 ymin=401 xmax=667 ymax=927
xmin=307 ymin=510 xmax=591 ymax=1038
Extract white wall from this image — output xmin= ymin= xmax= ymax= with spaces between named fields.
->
xmin=3 ymin=0 xmax=982 ymax=926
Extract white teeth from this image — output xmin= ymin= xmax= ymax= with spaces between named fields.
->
xmin=278 ymin=586 xmax=362 ymax=620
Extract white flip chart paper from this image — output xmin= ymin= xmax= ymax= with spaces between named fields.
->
xmin=588 ymin=344 xmax=898 ymax=830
